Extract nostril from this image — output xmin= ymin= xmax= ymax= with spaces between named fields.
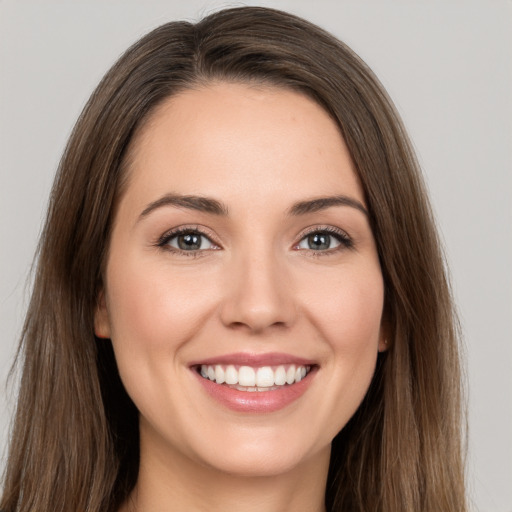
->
xmin=218 ymin=264 xmax=297 ymax=332
xmin=227 ymin=319 xmax=288 ymax=333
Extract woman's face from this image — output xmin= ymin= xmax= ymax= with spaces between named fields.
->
xmin=95 ymin=82 xmax=385 ymax=478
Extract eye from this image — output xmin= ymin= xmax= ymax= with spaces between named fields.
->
xmin=295 ymin=228 xmax=352 ymax=252
xmin=159 ymin=228 xmax=219 ymax=253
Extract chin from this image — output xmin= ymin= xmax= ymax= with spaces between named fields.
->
xmin=183 ymin=424 xmax=331 ymax=478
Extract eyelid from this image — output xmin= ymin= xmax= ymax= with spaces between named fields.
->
xmin=156 ymin=225 xmax=222 ymax=252
xmin=293 ymin=225 xmax=353 ymax=252
xmin=154 ymin=223 xmax=353 ymax=256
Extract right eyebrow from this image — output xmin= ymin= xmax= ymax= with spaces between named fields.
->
xmin=138 ymin=193 xmax=229 ymax=221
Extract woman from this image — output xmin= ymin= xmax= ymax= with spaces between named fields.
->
xmin=0 ymin=6 xmax=466 ymax=512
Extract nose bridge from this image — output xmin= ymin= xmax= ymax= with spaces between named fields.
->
xmin=220 ymin=243 xmax=295 ymax=332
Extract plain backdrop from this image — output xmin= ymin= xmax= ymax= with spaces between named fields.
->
xmin=0 ymin=1 xmax=511 ymax=511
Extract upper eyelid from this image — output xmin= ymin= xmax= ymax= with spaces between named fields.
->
xmin=296 ymin=225 xmax=351 ymax=240
xmin=156 ymin=224 xmax=352 ymax=249
xmin=293 ymin=225 xmax=354 ymax=253
xmin=158 ymin=225 xmax=221 ymax=245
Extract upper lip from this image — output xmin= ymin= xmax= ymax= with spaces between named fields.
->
xmin=189 ymin=352 xmax=317 ymax=367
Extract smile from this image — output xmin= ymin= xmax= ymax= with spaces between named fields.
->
xmin=191 ymin=354 xmax=318 ymax=413
xmin=199 ymin=364 xmax=311 ymax=391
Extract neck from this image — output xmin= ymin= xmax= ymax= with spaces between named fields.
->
xmin=121 ymin=429 xmax=330 ymax=512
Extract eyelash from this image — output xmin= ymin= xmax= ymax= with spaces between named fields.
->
xmin=294 ymin=226 xmax=354 ymax=256
xmin=156 ymin=226 xmax=219 ymax=258
xmin=155 ymin=225 xmax=353 ymax=257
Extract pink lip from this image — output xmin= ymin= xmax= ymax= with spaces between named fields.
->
xmin=189 ymin=352 xmax=316 ymax=367
xmin=190 ymin=353 xmax=318 ymax=413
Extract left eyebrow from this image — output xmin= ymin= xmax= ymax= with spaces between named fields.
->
xmin=287 ymin=195 xmax=368 ymax=217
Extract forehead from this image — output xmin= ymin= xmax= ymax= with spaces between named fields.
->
xmin=122 ymin=82 xmax=364 ymax=211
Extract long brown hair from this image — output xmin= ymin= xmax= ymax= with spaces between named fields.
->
xmin=1 ymin=6 xmax=466 ymax=511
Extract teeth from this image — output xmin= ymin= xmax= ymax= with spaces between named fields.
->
xmin=239 ymin=366 xmax=256 ymax=386
xmin=256 ymin=366 xmax=274 ymax=387
xmin=274 ymin=365 xmax=286 ymax=385
xmin=215 ymin=365 xmax=225 ymax=384
xmin=198 ymin=363 xmax=311 ymax=389
xmin=225 ymin=365 xmax=238 ymax=385
xmin=286 ymin=366 xmax=296 ymax=385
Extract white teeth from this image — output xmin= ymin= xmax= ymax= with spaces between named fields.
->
xmin=225 ymin=365 xmax=238 ymax=385
xmin=199 ymin=363 xmax=311 ymax=389
xmin=238 ymin=366 xmax=256 ymax=387
xmin=274 ymin=365 xmax=286 ymax=385
xmin=256 ymin=366 xmax=275 ymax=387
xmin=286 ymin=366 xmax=296 ymax=385
xmin=214 ymin=365 xmax=225 ymax=384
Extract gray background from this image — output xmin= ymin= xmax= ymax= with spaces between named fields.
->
xmin=1 ymin=1 xmax=511 ymax=511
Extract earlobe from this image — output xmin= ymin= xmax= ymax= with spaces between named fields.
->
xmin=94 ymin=290 xmax=111 ymax=339
xmin=378 ymin=320 xmax=391 ymax=353
xmin=378 ymin=337 xmax=389 ymax=352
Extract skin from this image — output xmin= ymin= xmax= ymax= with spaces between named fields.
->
xmin=95 ymin=82 xmax=386 ymax=512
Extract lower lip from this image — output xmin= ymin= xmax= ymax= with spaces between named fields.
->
xmin=193 ymin=368 xmax=317 ymax=413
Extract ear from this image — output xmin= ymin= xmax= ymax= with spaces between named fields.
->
xmin=378 ymin=319 xmax=391 ymax=353
xmin=94 ymin=289 xmax=111 ymax=339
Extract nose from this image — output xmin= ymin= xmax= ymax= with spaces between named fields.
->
xmin=219 ymin=249 xmax=297 ymax=334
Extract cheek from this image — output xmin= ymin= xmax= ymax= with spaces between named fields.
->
xmin=300 ymin=264 xmax=384 ymax=427
xmin=106 ymin=255 xmax=222 ymax=401
xmin=104 ymin=255 xmax=220 ymax=358
xmin=302 ymin=263 xmax=384 ymax=352
xmin=103 ymin=256 xmax=221 ymax=423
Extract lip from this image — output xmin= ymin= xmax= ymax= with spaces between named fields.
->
xmin=190 ymin=352 xmax=318 ymax=413
xmin=189 ymin=352 xmax=316 ymax=367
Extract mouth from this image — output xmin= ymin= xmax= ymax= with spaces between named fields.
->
xmin=190 ymin=354 xmax=318 ymax=413
xmin=196 ymin=363 xmax=313 ymax=392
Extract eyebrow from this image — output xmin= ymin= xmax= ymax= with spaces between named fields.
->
xmin=138 ymin=193 xmax=368 ymax=221
xmin=287 ymin=196 xmax=368 ymax=217
xmin=139 ymin=194 xmax=229 ymax=219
